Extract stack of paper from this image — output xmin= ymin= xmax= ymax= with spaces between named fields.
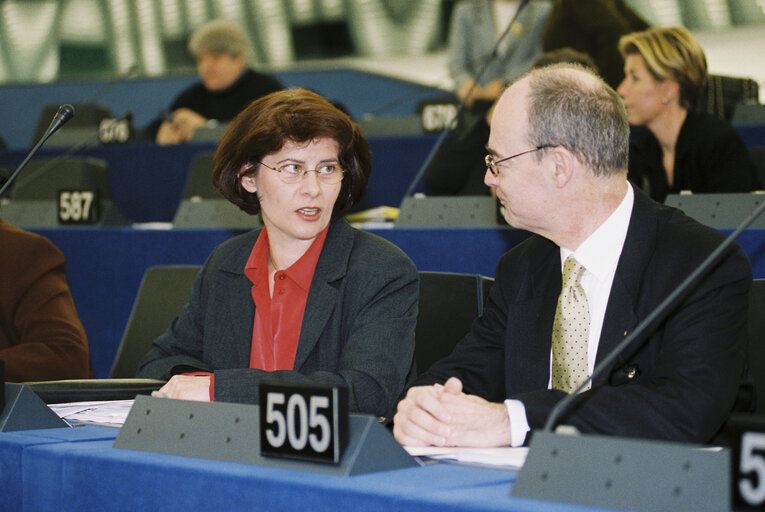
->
xmin=404 ymin=446 xmax=528 ymax=469
xmin=49 ymin=400 xmax=135 ymax=427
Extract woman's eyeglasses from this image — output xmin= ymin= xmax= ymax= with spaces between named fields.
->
xmin=257 ymin=161 xmax=347 ymax=184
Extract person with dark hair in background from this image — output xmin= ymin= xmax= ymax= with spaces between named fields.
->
xmin=618 ymin=26 xmax=759 ymax=202
xmin=147 ymin=19 xmax=284 ymax=145
xmin=0 ymin=214 xmax=92 ymax=382
xmin=137 ymin=89 xmax=418 ymax=417
xmin=543 ymin=0 xmax=649 ymax=89
xmin=393 ymin=64 xmax=750 ymax=448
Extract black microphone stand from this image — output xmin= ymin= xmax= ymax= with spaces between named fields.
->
xmin=402 ymin=0 xmax=532 ymax=198
xmin=511 ymin=196 xmax=765 ymax=511
xmin=0 ymin=105 xmax=75 ymax=200
xmin=4 ymin=110 xmax=133 ymax=199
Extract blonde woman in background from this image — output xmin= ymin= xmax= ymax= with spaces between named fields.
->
xmin=617 ymin=26 xmax=759 ymax=202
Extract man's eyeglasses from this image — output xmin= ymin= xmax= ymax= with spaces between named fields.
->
xmin=484 ymin=145 xmax=556 ymax=177
xmin=257 ymin=161 xmax=347 ymax=184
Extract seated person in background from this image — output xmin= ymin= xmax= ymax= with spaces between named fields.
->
xmin=137 ymin=89 xmax=418 ymax=417
xmin=0 ymin=217 xmax=92 ymax=382
xmin=147 ymin=19 xmax=284 ymax=145
xmin=543 ymin=0 xmax=649 ymax=89
xmin=448 ymin=0 xmax=552 ymax=109
xmin=431 ymin=1 xmax=551 ymax=195
xmin=394 ymin=64 xmax=750 ymax=448
xmin=424 ymin=46 xmax=597 ymax=196
xmin=618 ymin=26 xmax=760 ymax=202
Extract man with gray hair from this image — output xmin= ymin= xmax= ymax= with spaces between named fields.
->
xmin=149 ymin=19 xmax=283 ymax=144
xmin=393 ymin=64 xmax=751 ymax=447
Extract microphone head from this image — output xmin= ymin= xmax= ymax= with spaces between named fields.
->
xmin=57 ymin=104 xmax=76 ymax=123
xmin=38 ymin=104 xmax=76 ymax=143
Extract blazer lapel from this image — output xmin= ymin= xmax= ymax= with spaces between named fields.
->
xmin=216 ymin=231 xmax=259 ymax=368
xmin=293 ymin=220 xmax=352 ymax=369
xmin=506 ymin=244 xmax=561 ymax=393
xmin=595 ymin=189 xmax=658 ymax=384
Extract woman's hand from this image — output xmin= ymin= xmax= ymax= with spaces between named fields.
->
xmin=158 ymin=375 xmax=212 ymax=401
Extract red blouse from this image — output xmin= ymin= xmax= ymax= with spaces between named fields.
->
xmin=244 ymin=226 xmax=329 ymax=371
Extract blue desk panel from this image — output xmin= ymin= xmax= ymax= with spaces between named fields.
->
xmin=28 ymin=226 xmax=765 ymax=378
xmin=0 ymin=69 xmax=445 ymax=151
xmin=0 ymin=134 xmax=436 ymax=222
xmin=0 ymin=426 xmax=609 ymax=512
xmin=0 ymin=426 xmax=118 ymax=512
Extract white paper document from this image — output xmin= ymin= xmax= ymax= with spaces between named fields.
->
xmin=50 ymin=399 xmax=135 ymax=427
xmin=404 ymin=446 xmax=528 ymax=469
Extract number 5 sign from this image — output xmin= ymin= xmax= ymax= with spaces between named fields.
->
xmin=731 ymin=415 xmax=765 ymax=510
xmin=259 ymin=381 xmax=348 ymax=464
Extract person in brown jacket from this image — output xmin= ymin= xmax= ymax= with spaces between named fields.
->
xmin=0 ymin=218 xmax=92 ymax=382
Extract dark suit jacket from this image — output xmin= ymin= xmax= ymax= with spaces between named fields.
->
xmin=416 ymin=189 xmax=751 ymax=443
xmin=137 ymin=219 xmax=418 ymax=417
xmin=0 ymin=219 xmax=92 ymax=381
xmin=629 ymin=110 xmax=761 ymax=202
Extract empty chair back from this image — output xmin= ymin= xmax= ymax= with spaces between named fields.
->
xmin=110 ymin=265 xmax=201 ymax=378
xmin=698 ymin=74 xmax=759 ymax=121
xmin=415 ymin=271 xmax=493 ymax=374
xmin=182 ymin=151 xmax=219 ymax=199
xmin=173 ymin=151 xmax=260 ymax=228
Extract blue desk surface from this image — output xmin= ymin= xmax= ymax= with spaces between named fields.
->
xmin=0 ymin=426 xmax=611 ymax=512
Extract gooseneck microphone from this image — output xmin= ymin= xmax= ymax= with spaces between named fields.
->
xmin=43 ymin=104 xmax=76 ymax=141
xmin=402 ymin=0 xmax=532 ymax=198
xmin=0 ymin=104 xmax=76 ymax=200
xmin=6 ymin=110 xmax=134 ymax=199
xmin=542 ymin=197 xmax=765 ymax=433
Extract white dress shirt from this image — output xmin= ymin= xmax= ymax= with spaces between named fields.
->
xmin=505 ymin=184 xmax=635 ymax=446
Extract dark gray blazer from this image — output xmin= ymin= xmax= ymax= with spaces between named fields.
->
xmin=137 ymin=219 xmax=419 ymax=416
xmin=416 ymin=189 xmax=751 ymax=443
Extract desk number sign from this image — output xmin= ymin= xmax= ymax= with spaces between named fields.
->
xmin=58 ymin=189 xmax=99 ymax=224
xmin=731 ymin=415 xmax=765 ymax=510
xmin=259 ymin=381 xmax=348 ymax=464
xmin=418 ymin=100 xmax=458 ymax=133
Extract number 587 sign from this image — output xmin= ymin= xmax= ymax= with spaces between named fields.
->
xmin=259 ymin=381 xmax=348 ymax=464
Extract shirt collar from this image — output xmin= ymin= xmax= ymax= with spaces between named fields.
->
xmin=561 ymin=183 xmax=634 ymax=282
xmin=244 ymin=225 xmax=330 ymax=292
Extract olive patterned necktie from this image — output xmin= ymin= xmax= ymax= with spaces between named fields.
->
xmin=551 ymin=257 xmax=591 ymax=394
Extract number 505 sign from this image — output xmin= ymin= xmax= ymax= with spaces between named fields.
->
xmin=259 ymin=381 xmax=348 ymax=464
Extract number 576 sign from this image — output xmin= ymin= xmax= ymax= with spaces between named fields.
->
xmin=259 ymin=381 xmax=348 ymax=464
